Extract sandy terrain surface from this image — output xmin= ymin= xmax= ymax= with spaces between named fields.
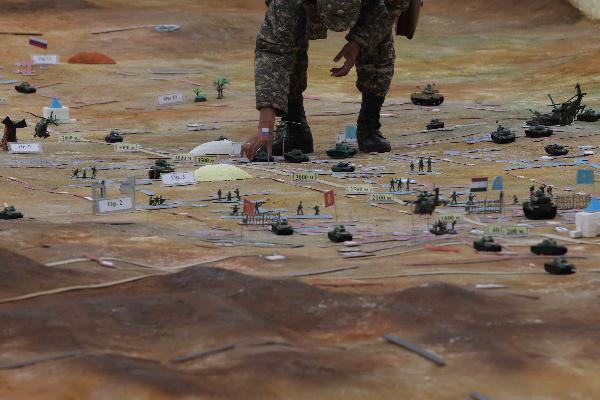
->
xmin=1 ymin=1 xmax=600 ymax=399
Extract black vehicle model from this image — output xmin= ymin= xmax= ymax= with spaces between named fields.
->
xmin=105 ymin=130 xmax=124 ymax=143
xmin=545 ymin=144 xmax=568 ymax=156
xmin=490 ymin=124 xmax=515 ymax=144
xmin=525 ymin=125 xmax=553 ymax=138
xmin=271 ymin=219 xmax=294 ymax=235
xmin=426 ymin=118 xmax=445 ymax=130
xmin=528 ymin=83 xmax=586 ymax=126
xmin=523 ymin=189 xmax=557 ymax=220
xmin=544 ymin=257 xmax=576 ymax=275
xmin=531 ymin=239 xmax=567 ymax=256
xmin=331 ymin=162 xmax=355 ymax=173
xmin=473 ymin=236 xmax=502 ymax=252
xmin=328 ymin=225 xmax=353 ymax=243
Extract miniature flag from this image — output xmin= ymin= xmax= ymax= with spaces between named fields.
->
xmin=243 ymin=199 xmax=255 ymax=216
xmin=470 ymin=177 xmax=488 ymax=193
xmin=324 ymin=190 xmax=335 ymax=208
xmin=576 ymin=169 xmax=594 ymax=185
xmin=260 ymin=128 xmax=270 ymax=143
xmin=491 ymin=176 xmax=503 ymax=191
xmin=29 ymin=37 xmax=48 ymax=49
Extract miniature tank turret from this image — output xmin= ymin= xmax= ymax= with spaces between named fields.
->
xmin=473 ymin=236 xmax=502 ymax=252
xmin=252 ymin=147 xmax=274 ymax=163
xmin=411 ymin=83 xmax=444 ymax=106
xmin=523 ymin=189 xmax=557 ymax=220
xmin=528 ymin=83 xmax=586 ymax=126
xmin=531 ymin=239 xmax=567 ymax=256
xmin=544 ymin=257 xmax=575 ymax=275
xmin=0 ymin=204 xmax=23 ymax=220
xmin=105 ymin=130 xmax=123 ymax=143
xmin=429 ymin=220 xmax=457 ymax=236
xmin=577 ymin=109 xmax=599 ymax=122
xmin=545 ymin=144 xmax=568 ymax=156
xmin=149 ymin=159 xmax=176 ymax=179
xmin=328 ymin=225 xmax=353 ymax=243
xmin=14 ymin=82 xmax=36 ymax=94
xmin=331 ymin=161 xmax=355 ymax=173
xmin=426 ymin=118 xmax=445 ymax=130
xmin=525 ymin=125 xmax=553 ymax=138
xmin=490 ymin=124 xmax=515 ymax=144
xmin=326 ymin=143 xmax=358 ymax=159
xmin=414 ymin=188 xmax=440 ymax=215
xmin=284 ymin=149 xmax=309 ymax=163
xmin=271 ymin=219 xmax=294 ymax=235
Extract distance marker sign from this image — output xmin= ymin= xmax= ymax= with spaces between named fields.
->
xmin=9 ymin=143 xmax=42 ymax=154
xmin=368 ymin=193 xmax=395 ymax=203
xmin=161 ymin=172 xmax=196 ymax=186
xmin=292 ymin=172 xmax=318 ymax=182
xmin=157 ymin=92 xmax=184 ymax=106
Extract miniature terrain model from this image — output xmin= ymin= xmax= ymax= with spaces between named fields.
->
xmin=326 ymin=142 xmax=358 ymax=159
xmin=531 ymin=239 xmax=568 ymax=256
xmin=545 ymin=144 xmax=569 ymax=156
xmin=473 ymin=236 xmax=502 ymax=252
xmin=525 ymin=124 xmax=553 ymax=138
xmin=544 ymin=257 xmax=576 ymax=275
xmin=411 ymin=83 xmax=444 ymax=106
xmin=490 ymin=124 xmax=515 ymax=144
xmin=328 ymin=225 xmax=353 ymax=243
xmin=331 ymin=161 xmax=355 ymax=172
xmin=426 ymin=118 xmax=445 ymax=130
xmin=523 ymin=188 xmax=558 ymax=220
xmin=0 ymin=204 xmax=24 ymax=220
xmin=528 ymin=83 xmax=586 ymax=126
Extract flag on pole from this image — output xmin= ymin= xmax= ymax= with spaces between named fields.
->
xmin=470 ymin=177 xmax=488 ymax=193
xmin=576 ymin=169 xmax=594 ymax=185
xmin=243 ymin=199 xmax=255 ymax=216
xmin=324 ymin=190 xmax=335 ymax=208
xmin=260 ymin=128 xmax=270 ymax=143
xmin=29 ymin=37 xmax=48 ymax=49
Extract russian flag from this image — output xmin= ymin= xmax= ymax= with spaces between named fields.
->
xmin=29 ymin=37 xmax=48 ymax=49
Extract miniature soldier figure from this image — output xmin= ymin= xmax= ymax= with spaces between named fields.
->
xmin=72 ymin=168 xmax=79 ymax=179
xmin=451 ymin=220 xmax=457 ymax=232
xmin=389 ymin=178 xmax=396 ymax=192
xmin=418 ymin=158 xmax=424 ymax=172
xmin=297 ymin=201 xmax=304 ymax=215
xmin=529 ymin=185 xmax=535 ymax=194
xmin=540 ymin=184 xmax=546 ymax=194
xmin=217 ymin=189 xmax=222 ymax=200
xmin=159 ymin=196 xmax=165 ymax=205
xmin=234 ymin=188 xmax=241 ymax=200
xmin=149 ymin=196 xmax=155 ymax=206
xmin=410 ymin=161 xmax=415 ymax=172
xmin=231 ymin=204 xmax=240 ymax=215
xmin=499 ymin=191 xmax=504 ymax=204
xmin=255 ymin=200 xmax=266 ymax=214
xmin=450 ymin=191 xmax=460 ymax=205
xmin=396 ymin=178 xmax=403 ymax=191
xmin=313 ymin=205 xmax=320 ymax=216
xmin=547 ymin=186 xmax=553 ymax=197
xmin=427 ymin=157 xmax=432 ymax=172
xmin=513 ymin=195 xmax=519 ymax=205
xmin=468 ymin=193 xmax=476 ymax=203
xmin=91 ymin=166 xmax=97 ymax=179
xmin=82 ymin=169 xmax=87 ymax=179
xmin=405 ymin=179 xmax=410 ymax=191
xmin=227 ymin=191 xmax=232 ymax=202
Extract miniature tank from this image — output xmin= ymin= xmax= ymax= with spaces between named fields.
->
xmin=105 ymin=130 xmax=124 ymax=143
xmin=14 ymin=82 xmax=36 ymax=94
xmin=331 ymin=161 xmax=355 ymax=173
xmin=429 ymin=220 xmax=456 ymax=236
xmin=473 ymin=236 xmax=502 ymax=252
xmin=426 ymin=118 xmax=445 ymax=130
xmin=0 ymin=205 xmax=23 ymax=220
xmin=414 ymin=189 xmax=440 ymax=215
xmin=271 ymin=219 xmax=294 ymax=235
xmin=525 ymin=125 xmax=553 ymax=138
xmin=326 ymin=143 xmax=358 ymax=159
xmin=284 ymin=149 xmax=309 ymax=163
xmin=490 ymin=124 xmax=515 ymax=144
xmin=523 ymin=189 xmax=557 ymax=220
xmin=148 ymin=159 xmax=175 ymax=179
xmin=528 ymin=83 xmax=586 ymax=126
xmin=328 ymin=225 xmax=353 ymax=243
xmin=544 ymin=144 xmax=568 ymax=156
xmin=411 ymin=83 xmax=444 ymax=106
xmin=544 ymin=257 xmax=576 ymax=275
xmin=577 ymin=109 xmax=599 ymax=122
xmin=531 ymin=239 xmax=567 ymax=256
xmin=252 ymin=147 xmax=274 ymax=163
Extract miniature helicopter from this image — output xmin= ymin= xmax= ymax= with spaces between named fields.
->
xmin=411 ymin=188 xmax=445 ymax=215
xmin=528 ymin=83 xmax=587 ymax=126
xmin=28 ymin=111 xmax=59 ymax=139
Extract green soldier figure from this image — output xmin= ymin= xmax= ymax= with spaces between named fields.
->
xmin=529 ymin=185 xmax=535 ymax=194
xmin=405 ymin=178 xmax=410 ymax=191
xmin=231 ymin=204 xmax=240 ymax=215
xmin=313 ymin=205 xmax=320 ymax=215
xmin=297 ymin=201 xmax=304 ymax=215
xmin=450 ymin=191 xmax=459 ymax=205
xmin=418 ymin=157 xmax=424 ymax=172
xmin=234 ymin=188 xmax=241 ymax=200
xmin=410 ymin=161 xmax=415 ymax=172
xmin=241 ymin=0 xmax=411 ymax=159
xmin=91 ymin=166 xmax=97 ymax=179
xmin=547 ymin=186 xmax=553 ymax=197
xmin=389 ymin=179 xmax=396 ymax=192
xmin=427 ymin=157 xmax=432 ymax=172
xmin=217 ymin=189 xmax=222 ymax=200
xmin=227 ymin=191 xmax=232 ymax=202
xmin=72 ymin=168 xmax=79 ymax=179
xmin=149 ymin=196 xmax=155 ymax=206
xmin=468 ymin=193 xmax=476 ymax=203
xmin=513 ymin=195 xmax=519 ymax=205
xmin=82 ymin=169 xmax=87 ymax=179
xmin=396 ymin=178 xmax=403 ymax=191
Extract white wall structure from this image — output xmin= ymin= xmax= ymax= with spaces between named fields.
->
xmin=569 ymin=0 xmax=600 ymax=19
xmin=570 ymin=212 xmax=600 ymax=238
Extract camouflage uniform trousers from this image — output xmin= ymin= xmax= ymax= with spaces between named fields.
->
xmin=255 ymin=0 xmax=397 ymax=115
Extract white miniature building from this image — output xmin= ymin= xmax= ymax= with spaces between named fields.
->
xmin=570 ymin=197 xmax=600 ymax=238
xmin=43 ymin=97 xmax=70 ymax=123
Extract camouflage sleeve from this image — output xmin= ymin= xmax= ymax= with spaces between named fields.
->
xmin=346 ymin=0 xmax=409 ymax=49
xmin=255 ymin=0 xmax=305 ymax=114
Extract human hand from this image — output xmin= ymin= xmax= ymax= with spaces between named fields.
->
xmin=331 ymin=41 xmax=361 ymax=77
xmin=241 ymin=107 xmax=276 ymax=160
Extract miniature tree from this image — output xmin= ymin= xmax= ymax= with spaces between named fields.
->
xmin=192 ymin=88 xmax=207 ymax=103
xmin=213 ymin=76 xmax=231 ymax=99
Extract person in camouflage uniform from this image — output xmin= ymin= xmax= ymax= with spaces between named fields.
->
xmin=241 ymin=0 xmax=410 ymax=159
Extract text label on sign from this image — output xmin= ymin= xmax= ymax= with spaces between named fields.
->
xmin=161 ymin=172 xmax=196 ymax=186
xmin=437 ymin=213 xmax=465 ymax=223
xmin=346 ymin=185 xmax=374 ymax=195
xmin=171 ymin=154 xmax=195 ymax=162
xmin=194 ymin=155 xmax=218 ymax=164
xmin=292 ymin=172 xmax=318 ymax=182
xmin=487 ymin=225 xmax=529 ymax=236
xmin=9 ymin=143 xmax=42 ymax=154
xmin=97 ymin=197 xmax=134 ymax=214
xmin=368 ymin=193 xmax=395 ymax=203
xmin=31 ymin=55 xmax=59 ymax=65
xmin=59 ymin=133 xmax=81 ymax=142
xmin=157 ymin=92 xmax=184 ymax=106
xmin=114 ymin=143 xmax=140 ymax=153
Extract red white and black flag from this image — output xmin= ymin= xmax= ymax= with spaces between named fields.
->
xmin=29 ymin=37 xmax=48 ymax=49
xmin=470 ymin=177 xmax=489 ymax=193
xmin=324 ymin=190 xmax=335 ymax=208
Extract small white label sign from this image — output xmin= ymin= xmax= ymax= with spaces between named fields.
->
xmin=157 ymin=92 xmax=184 ymax=106
xmin=171 ymin=154 xmax=195 ymax=162
xmin=114 ymin=143 xmax=140 ymax=152
xmin=9 ymin=143 xmax=42 ymax=154
xmin=346 ymin=185 xmax=374 ymax=195
xmin=0 ymin=97 xmax=7 ymax=105
xmin=58 ymin=133 xmax=81 ymax=142
xmin=161 ymin=172 xmax=196 ymax=186
xmin=31 ymin=54 xmax=59 ymax=65
xmin=368 ymin=193 xmax=395 ymax=204
xmin=97 ymin=197 xmax=133 ymax=213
